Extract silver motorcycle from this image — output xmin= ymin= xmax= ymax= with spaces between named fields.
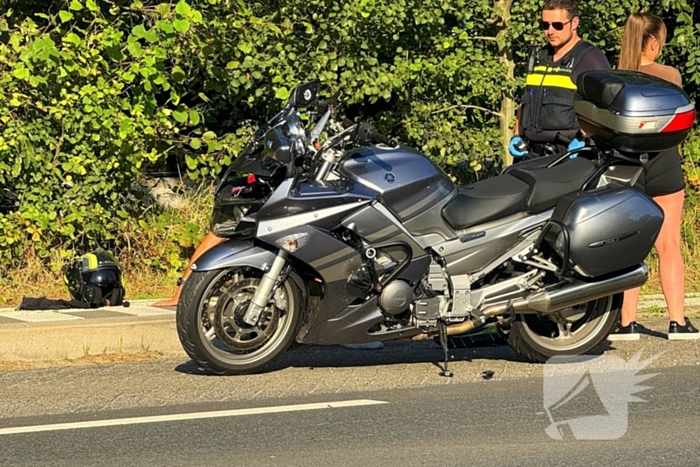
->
xmin=177 ymin=71 xmax=695 ymax=375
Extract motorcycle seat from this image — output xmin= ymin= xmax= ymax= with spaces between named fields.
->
xmin=507 ymin=158 xmax=597 ymax=213
xmin=441 ymin=174 xmax=529 ymax=231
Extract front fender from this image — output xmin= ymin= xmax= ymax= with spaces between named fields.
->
xmin=191 ymin=239 xmax=276 ymax=272
xmin=191 ymin=239 xmax=309 ymax=309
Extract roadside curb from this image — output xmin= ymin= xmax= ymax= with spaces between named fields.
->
xmin=0 ymin=318 xmax=185 ymax=362
xmin=0 ymin=301 xmax=183 ymax=362
xmin=0 ymin=294 xmax=698 ymax=363
xmin=0 ymin=301 xmax=173 ymax=330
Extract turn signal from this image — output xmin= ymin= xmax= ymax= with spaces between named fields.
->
xmin=275 ymin=233 xmax=309 ymax=253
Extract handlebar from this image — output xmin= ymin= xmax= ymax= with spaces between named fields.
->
xmin=554 ymin=132 xmax=573 ymax=146
xmin=351 ymin=121 xmax=398 ymax=147
xmin=371 ymin=130 xmax=396 ymax=147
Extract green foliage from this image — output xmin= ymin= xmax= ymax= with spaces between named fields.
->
xmin=0 ymin=1 xmax=219 ymax=265
xmin=0 ymin=0 xmax=698 ymax=271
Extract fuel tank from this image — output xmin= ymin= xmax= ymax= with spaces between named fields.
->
xmin=339 ymin=145 xmax=455 ymax=222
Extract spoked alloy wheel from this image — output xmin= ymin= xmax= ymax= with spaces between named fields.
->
xmin=500 ymin=294 xmax=621 ymax=363
xmin=177 ymin=268 xmax=302 ymax=375
xmin=209 ymin=278 xmax=280 ymax=352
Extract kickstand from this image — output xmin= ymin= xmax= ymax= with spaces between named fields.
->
xmin=438 ymin=321 xmax=453 ymax=377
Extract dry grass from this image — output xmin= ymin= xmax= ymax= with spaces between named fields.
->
xmin=0 ymin=181 xmax=214 ymax=308
xmin=0 ymin=251 xmax=181 ymax=307
xmin=0 ymin=350 xmax=167 ymax=372
xmin=643 ymin=192 xmax=700 ymax=295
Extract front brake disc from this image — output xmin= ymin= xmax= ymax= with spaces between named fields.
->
xmin=212 ymin=279 xmax=280 ymax=352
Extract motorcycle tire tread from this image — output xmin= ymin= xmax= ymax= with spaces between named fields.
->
xmin=499 ymin=295 xmax=621 ymax=363
xmin=176 ymin=269 xmax=302 ymax=376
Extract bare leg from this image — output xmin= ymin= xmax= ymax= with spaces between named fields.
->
xmin=620 ymin=190 xmax=685 ymax=326
xmin=621 ymin=287 xmax=641 ymax=327
xmin=653 ymin=190 xmax=686 ymax=325
xmin=154 ymin=233 xmax=228 ymax=307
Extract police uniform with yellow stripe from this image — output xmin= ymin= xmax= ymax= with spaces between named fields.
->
xmin=519 ymin=40 xmax=610 ymax=153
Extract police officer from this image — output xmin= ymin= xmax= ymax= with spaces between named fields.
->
xmin=510 ymin=0 xmax=610 ymax=161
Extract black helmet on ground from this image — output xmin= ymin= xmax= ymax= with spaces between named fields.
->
xmin=64 ymin=249 xmax=126 ymax=307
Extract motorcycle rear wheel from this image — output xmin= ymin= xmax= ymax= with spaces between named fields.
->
xmin=499 ymin=293 xmax=621 ymax=363
xmin=176 ymin=268 xmax=302 ymax=375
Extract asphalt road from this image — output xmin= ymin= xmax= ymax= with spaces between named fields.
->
xmin=0 ymin=366 xmax=698 ymax=466
xmin=1 ymin=329 xmax=699 ymax=467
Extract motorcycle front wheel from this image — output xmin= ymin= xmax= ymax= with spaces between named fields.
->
xmin=499 ymin=293 xmax=621 ymax=363
xmin=176 ymin=267 xmax=302 ymax=375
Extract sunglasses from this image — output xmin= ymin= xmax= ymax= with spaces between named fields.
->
xmin=539 ymin=19 xmax=573 ymax=31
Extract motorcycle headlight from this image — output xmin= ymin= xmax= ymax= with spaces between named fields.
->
xmin=210 ymin=204 xmax=250 ymax=237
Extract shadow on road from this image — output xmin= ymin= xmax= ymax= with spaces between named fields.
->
xmin=173 ymin=340 xmax=539 ymax=375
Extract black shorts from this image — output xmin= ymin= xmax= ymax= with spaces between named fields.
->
xmin=638 ymin=147 xmax=685 ymax=198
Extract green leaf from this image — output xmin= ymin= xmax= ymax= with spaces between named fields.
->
xmin=175 ymin=1 xmax=192 ymax=17
xmin=189 ymin=110 xmax=200 ymax=125
xmin=64 ymin=33 xmax=82 ymax=46
xmin=156 ymin=20 xmax=174 ymax=34
xmin=201 ymin=131 xmax=216 ymax=141
xmin=171 ymin=66 xmax=186 ymax=83
xmin=132 ymin=24 xmax=147 ymax=38
xmin=173 ymin=19 xmax=190 ymax=33
xmin=69 ymin=0 xmax=83 ymax=11
xmin=275 ymin=87 xmax=290 ymax=100
xmin=59 ymin=10 xmax=74 ymax=23
xmin=127 ymin=41 xmax=142 ymax=57
xmin=139 ymin=66 xmax=153 ymax=78
xmin=238 ymin=42 xmax=253 ymax=54
xmin=185 ymin=155 xmax=198 ymax=170
xmin=173 ymin=110 xmax=188 ymax=123
xmin=86 ymin=0 xmax=99 ymax=11
xmin=11 ymin=65 xmax=29 ymax=80
xmin=143 ymin=30 xmax=159 ymax=43
xmin=189 ymin=138 xmax=201 ymax=149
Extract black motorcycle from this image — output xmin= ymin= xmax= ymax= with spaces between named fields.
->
xmin=176 ymin=70 xmax=695 ymax=375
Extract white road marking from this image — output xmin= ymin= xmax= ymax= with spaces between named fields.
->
xmin=0 ymin=399 xmax=388 ymax=436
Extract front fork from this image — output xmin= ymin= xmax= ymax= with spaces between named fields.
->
xmin=242 ymin=249 xmax=289 ymax=325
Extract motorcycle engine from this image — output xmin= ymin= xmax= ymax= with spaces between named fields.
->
xmin=378 ymin=280 xmax=413 ymax=315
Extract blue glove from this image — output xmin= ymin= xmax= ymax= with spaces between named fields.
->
xmin=509 ymin=136 xmax=528 ymax=158
xmin=567 ymin=138 xmax=585 ymax=158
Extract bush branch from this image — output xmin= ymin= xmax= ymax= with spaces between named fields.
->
xmin=432 ymin=104 xmax=503 ymax=119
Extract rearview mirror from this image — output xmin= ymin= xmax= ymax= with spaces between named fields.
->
xmin=290 ymin=80 xmax=320 ymax=108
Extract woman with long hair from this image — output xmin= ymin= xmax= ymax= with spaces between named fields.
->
xmin=608 ymin=13 xmax=699 ymax=340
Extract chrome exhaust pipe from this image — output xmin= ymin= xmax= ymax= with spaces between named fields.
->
xmin=413 ymin=263 xmax=648 ymax=340
xmin=521 ymin=263 xmax=648 ymax=313
xmin=482 ymin=263 xmax=648 ymax=315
